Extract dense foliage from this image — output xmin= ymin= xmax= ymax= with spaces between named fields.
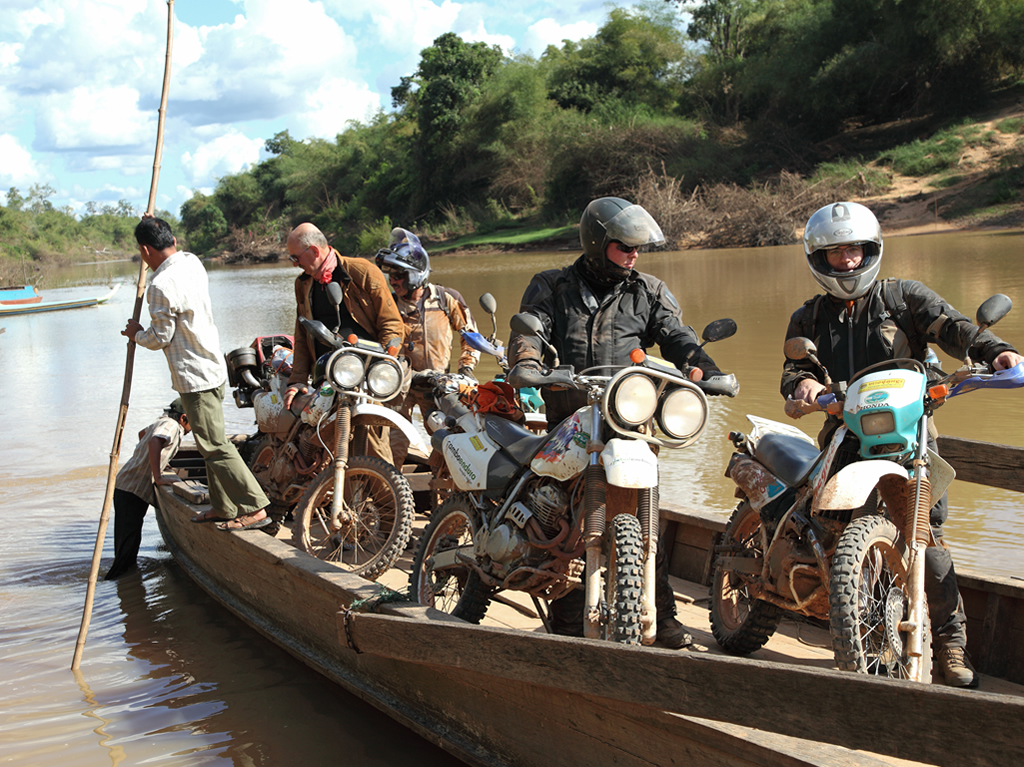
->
xmin=4 ymin=0 xmax=1024 ymax=262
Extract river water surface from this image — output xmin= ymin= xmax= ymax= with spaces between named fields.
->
xmin=2 ymin=230 xmax=1022 ymax=764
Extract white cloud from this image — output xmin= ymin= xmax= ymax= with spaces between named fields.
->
xmin=456 ymin=19 xmax=516 ymax=55
xmin=294 ymin=78 xmax=384 ymax=138
xmin=180 ymin=129 xmax=264 ymax=186
xmin=0 ymin=133 xmax=40 ymax=186
xmin=35 ymin=85 xmax=153 ymax=151
xmin=523 ymin=18 xmax=598 ymax=56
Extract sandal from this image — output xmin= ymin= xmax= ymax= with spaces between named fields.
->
xmin=215 ymin=511 xmax=272 ymax=531
xmin=191 ymin=510 xmax=228 ymax=523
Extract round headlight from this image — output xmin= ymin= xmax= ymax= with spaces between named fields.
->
xmin=329 ymin=352 xmax=365 ymax=389
xmin=657 ymin=387 xmax=707 ymax=440
xmin=367 ymin=360 xmax=402 ymax=399
xmin=612 ymin=374 xmax=658 ymax=425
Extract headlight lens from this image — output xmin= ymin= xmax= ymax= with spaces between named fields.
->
xmin=329 ymin=352 xmax=365 ymax=389
xmin=612 ymin=374 xmax=658 ymax=425
xmin=859 ymin=411 xmax=895 ymax=436
xmin=658 ymin=387 xmax=706 ymax=439
xmin=367 ymin=360 xmax=402 ymax=399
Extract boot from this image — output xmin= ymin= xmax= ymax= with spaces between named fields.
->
xmin=937 ymin=646 xmax=978 ymax=688
xmin=656 ymin=617 xmax=693 ymax=650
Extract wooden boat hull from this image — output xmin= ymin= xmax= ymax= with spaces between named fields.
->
xmin=0 ymin=285 xmax=119 ymax=316
xmin=155 ymin=482 xmax=1024 ymax=767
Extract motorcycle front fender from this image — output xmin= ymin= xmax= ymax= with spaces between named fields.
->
xmin=813 ymin=461 xmax=909 ymax=513
xmin=601 ymin=438 xmax=658 ymax=488
xmin=351 ymin=402 xmax=430 ymax=456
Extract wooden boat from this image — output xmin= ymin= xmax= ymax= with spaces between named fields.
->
xmin=0 ymin=284 xmax=119 ymax=316
xmin=155 ymin=436 xmax=1024 ymax=767
xmin=0 ymin=285 xmax=42 ymax=305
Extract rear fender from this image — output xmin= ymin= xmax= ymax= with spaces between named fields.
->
xmin=813 ymin=461 xmax=909 ymax=513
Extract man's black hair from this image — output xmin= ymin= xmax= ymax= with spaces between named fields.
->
xmin=135 ymin=217 xmax=176 ymax=250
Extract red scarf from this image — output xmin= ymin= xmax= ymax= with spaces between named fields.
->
xmin=314 ymin=251 xmax=338 ymax=284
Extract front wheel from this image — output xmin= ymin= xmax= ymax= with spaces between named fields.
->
xmin=599 ymin=514 xmax=644 ymax=645
xmin=291 ymin=456 xmax=414 ymax=581
xmin=710 ymin=501 xmax=783 ymax=655
xmin=829 ymin=515 xmax=932 ymax=680
xmin=409 ymin=494 xmax=492 ymax=623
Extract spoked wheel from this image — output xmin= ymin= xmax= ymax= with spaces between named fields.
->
xmin=291 ymin=455 xmax=414 ymax=581
xmin=599 ymin=514 xmax=643 ymax=645
xmin=829 ymin=515 xmax=932 ymax=680
xmin=710 ymin=501 xmax=783 ymax=654
xmin=409 ymin=494 xmax=492 ymax=623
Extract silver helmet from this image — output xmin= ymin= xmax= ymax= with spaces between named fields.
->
xmin=803 ymin=201 xmax=882 ymax=300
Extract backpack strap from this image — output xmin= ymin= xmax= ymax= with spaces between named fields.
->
xmin=880 ymin=278 xmax=925 ymax=359
xmin=799 ymin=294 xmax=824 ymax=340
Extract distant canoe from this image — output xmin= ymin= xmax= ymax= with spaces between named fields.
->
xmin=0 ymin=284 xmax=120 ymax=316
xmin=0 ymin=285 xmax=42 ymax=305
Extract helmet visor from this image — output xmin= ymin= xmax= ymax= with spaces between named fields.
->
xmin=603 ymin=205 xmax=665 ymax=249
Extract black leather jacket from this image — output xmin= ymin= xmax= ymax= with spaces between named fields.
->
xmin=510 ymin=256 xmax=720 ymax=422
xmin=781 ymin=279 xmax=1016 ymax=399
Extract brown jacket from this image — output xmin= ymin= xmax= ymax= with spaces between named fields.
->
xmin=395 ymin=284 xmax=480 ymax=372
xmin=287 ymin=251 xmax=405 ymax=387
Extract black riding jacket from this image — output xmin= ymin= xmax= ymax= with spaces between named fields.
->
xmin=510 ymin=255 xmax=719 ymax=421
xmin=781 ymin=279 xmax=1016 ymax=399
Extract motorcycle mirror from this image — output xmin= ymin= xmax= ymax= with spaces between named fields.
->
xmin=479 ymin=293 xmax=497 ymax=315
xmin=326 ymin=282 xmax=343 ymax=307
xmin=510 ymin=312 xmax=544 ymax=337
xmin=784 ymin=337 xmax=817 ymax=361
xmin=976 ymin=293 xmax=1012 ymax=330
xmin=299 ymin=316 xmax=341 ymax=349
xmin=701 ymin=318 xmax=737 ymax=344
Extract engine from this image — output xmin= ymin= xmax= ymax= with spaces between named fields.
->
xmin=523 ymin=480 xmax=570 ymax=536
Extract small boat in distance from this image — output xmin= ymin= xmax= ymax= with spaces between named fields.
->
xmin=0 ymin=285 xmax=43 ymax=305
xmin=0 ymin=284 xmax=120 ymax=316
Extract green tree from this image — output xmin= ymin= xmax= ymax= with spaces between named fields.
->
xmin=180 ymin=191 xmax=228 ymax=254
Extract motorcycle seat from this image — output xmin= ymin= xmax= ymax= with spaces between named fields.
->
xmin=755 ymin=433 xmax=822 ymax=488
xmin=483 ymin=415 xmax=550 ymax=465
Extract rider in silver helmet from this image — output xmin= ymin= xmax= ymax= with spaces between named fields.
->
xmin=783 ymin=201 xmax=1023 ymax=687
xmin=509 ymin=196 xmax=737 ymax=650
xmin=803 ymin=201 xmax=882 ymax=300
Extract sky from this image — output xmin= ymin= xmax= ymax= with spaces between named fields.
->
xmin=0 ymin=0 xmax=653 ymax=219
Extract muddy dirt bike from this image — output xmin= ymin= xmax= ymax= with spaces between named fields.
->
xmin=226 ymin=317 xmax=426 ymax=579
xmin=710 ymin=294 xmax=1023 ymax=681
xmin=409 ymin=312 xmax=739 ymax=644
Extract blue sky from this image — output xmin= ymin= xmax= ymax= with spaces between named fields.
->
xmin=0 ymin=0 xmax=653 ymax=218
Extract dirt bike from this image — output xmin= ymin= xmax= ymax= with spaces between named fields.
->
xmin=409 ymin=312 xmax=739 ymax=644
xmin=225 ymin=317 xmax=426 ymax=580
xmin=710 ymin=294 xmax=1023 ymax=681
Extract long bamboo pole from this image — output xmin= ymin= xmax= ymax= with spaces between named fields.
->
xmin=72 ymin=0 xmax=175 ymax=671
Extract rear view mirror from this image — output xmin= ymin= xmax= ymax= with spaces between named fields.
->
xmin=702 ymin=318 xmax=737 ymax=344
xmin=977 ymin=294 xmax=1012 ymax=330
xmin=784 ymin=337 xmax=817 ymax=361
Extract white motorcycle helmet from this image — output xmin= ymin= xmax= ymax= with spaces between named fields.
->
xmin=803 ymin=201 xmax=882 ymax=300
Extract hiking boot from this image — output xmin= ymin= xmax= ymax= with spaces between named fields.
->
xmin=657 ymin=617 xmax=693 ymax=650
xmin=937 ymin=646 xmax=978 ymax=688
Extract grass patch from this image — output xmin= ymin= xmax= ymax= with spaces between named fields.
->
xmin=995 ymin=117 xmax=1024 ymax=134
xmin=932 ymin=174 xmax=966 ymax=189
xmin=431 ymin=224 xmax=577 ymax=252
xmin=811 ymin=160 xmax=891 ymax=195
xmin=876 ymin=121 xmax=996 ymax=177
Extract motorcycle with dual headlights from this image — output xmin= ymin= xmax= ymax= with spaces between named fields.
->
xmin=408 ymin=314 xmax=738 ymax=645
xmin=225 ymin=317 xmax=426 ymax=580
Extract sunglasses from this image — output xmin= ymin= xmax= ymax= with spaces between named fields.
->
xmin=611 ymin=241 xmax=638 ymax=254
xmin=825 ymin=244 xmax=864 ymax=258
xmin=289 ymin=246 xmax=309 ymax=264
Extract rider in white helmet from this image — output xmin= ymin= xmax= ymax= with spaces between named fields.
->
xmin=784 ymin=201 xmax=1023 ymax=687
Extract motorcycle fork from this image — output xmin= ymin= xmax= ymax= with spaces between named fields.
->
xmin=903 ymin=415 xmax=932 ymax=682
xmin=330 ymin=401 xmax=352 ymax=530
xmin=584 ymin=403 xmax=605 ymax=640
xmin=638 ymin=485 xmax=658 ymax=645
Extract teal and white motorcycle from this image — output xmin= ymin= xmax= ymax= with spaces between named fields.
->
xmin=711 ymin=295 xmax=1023 ymax=682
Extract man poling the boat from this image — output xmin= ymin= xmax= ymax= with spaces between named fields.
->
xmin=123 ymin=215 xmax=272 ymax=532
